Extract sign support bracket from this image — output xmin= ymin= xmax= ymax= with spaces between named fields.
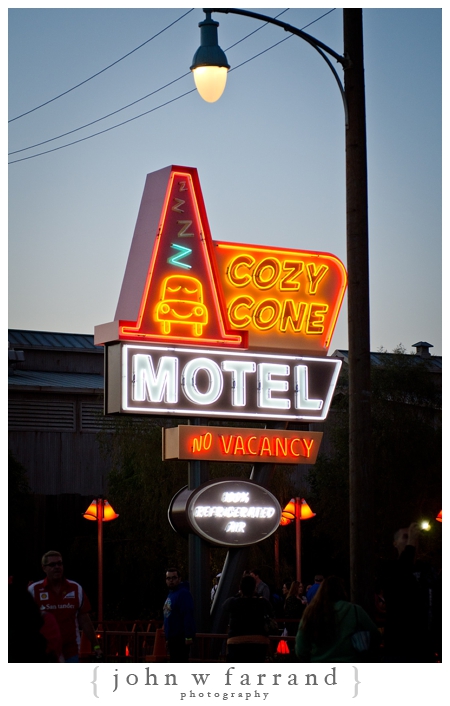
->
xmin=188 ymin=418 xmax=211 ymax=636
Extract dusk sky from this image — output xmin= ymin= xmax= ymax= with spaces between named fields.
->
xmin=8 ymin=6 xmax=442 ymax=356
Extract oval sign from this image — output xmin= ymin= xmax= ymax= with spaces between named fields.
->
xmin=169 ymin=478 xmax=282 ymax=547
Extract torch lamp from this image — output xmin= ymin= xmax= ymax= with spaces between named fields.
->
xmin=83 ymin=498 xmax=118 ymax=624
xmin=280 ymin=498 xmax=316 ymax=584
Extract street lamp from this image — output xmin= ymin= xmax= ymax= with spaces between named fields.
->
xmin=191 ymin=9 xmax=349 ymax=119
xmin=280 ymin=498 xmax=316 ymax=584
xmin=191 ymin=13 xmax=230 ymax=102
xmin=191 ymin=8 xmax=373 ymax=612
xmin=83 ymin=498 xmax=119 ymax=624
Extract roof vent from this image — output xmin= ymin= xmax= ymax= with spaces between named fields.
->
xmin=8 ymin=342 xmax=25 ymax=374
xmin=412 ymin=341 xmax=433 ymax=358
xmin=8 ymin=349 xmax=25 ymax=362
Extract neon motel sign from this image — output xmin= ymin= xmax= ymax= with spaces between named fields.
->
xmin=97 ymin=165 xmax=346 ymax=425
xmin=105 ymin=343 xmax=341 ymax=422
xmin=95 ymin=165 xmax=347 ymax=356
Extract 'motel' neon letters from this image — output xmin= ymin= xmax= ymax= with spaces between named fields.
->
xmin=132 ymin=353 xmax=322 ymax=411
xmin=117 ymin=344 xmax=341 ymax=421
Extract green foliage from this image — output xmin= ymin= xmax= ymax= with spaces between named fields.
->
xmin=307 ymin=394 xmax=350 ymax=575
xmin=370 ymin=351 xmax=441 ymax=554
xmin=307 ymin=347 xmax=442 ymax=578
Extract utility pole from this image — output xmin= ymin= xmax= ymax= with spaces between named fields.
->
xmin=343 ymin=9 xmax=374 ymax=614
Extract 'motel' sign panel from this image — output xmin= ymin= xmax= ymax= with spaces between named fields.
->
xmin=105 ymin=343 xmax=341 ymax=422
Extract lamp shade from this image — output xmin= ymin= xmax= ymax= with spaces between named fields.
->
xmin=280 ymin=498 xmax=316 ymax=526
xmin=103 ymin=500 xmax=119 ymax=522
xmin=436 ymin=509 xmax=442 ymax=523
xmin=191 ymin=13 xmax=229 ymax=102
xmin=281 ymin=499 xmax=296 ymax=522
xmin=83 ymin=499 xmax=98 ymax=521
xmin=83 ymin=499 xmax=119 ymax=522
xmin=192 ymin=66 xmax=228 ymax=103
xmin=299 ymin=499 xmax=316 ymax=520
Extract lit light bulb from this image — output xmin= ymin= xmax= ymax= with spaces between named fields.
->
xmin=192 ymin=66 xmax=228 ymax=103
xmin=420 ymin=521 xmax=430 ymax=531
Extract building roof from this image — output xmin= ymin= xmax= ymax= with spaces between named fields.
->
xmin=8 ymin=369 xmax=104 ymax=390
xmin=331 ymin=349 xmax=442 ymax=372
xmin=8 ymin=329 xmax=102 ymax=352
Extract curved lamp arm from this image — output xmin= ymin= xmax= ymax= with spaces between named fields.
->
xmin=198 ymin=8 xmax=349 ymax=126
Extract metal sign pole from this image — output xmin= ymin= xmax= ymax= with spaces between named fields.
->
xmin=97 ymin=497 xmax=104 ymax=625
xmin=295 ymin=497 xmax=302 ymax=584
xmin=210 ymin=421 xmax=287 ymax=635
xmin=188 ymin=419 xmax=211 ymax=635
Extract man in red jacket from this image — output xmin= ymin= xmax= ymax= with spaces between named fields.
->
xmin=28 ymin=550 xmax=101 ymax=663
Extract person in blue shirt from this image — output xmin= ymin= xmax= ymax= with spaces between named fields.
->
xmin=163 ymin=568 xmax=196 ymax=662
xmin=306 ymin=574 xmax=324 ymax=603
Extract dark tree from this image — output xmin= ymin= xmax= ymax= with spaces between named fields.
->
xmin=307 ymin=346 xmax=442 ymax=580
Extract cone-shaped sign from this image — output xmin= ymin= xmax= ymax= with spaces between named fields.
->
xmin=96 ymin=165 xmax=244 ymax=348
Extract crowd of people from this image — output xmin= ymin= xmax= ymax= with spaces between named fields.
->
xmin=10 ymin=521 xmax=441 ymax=663
xmin=164 ymin=520 xmax=441 ymax=664
xmin=217 ymin=571 xmax=380 ymax=663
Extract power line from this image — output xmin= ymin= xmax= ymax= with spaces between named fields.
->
xmin=8 ymin=9 xmax=337 ymax=164
xmin=8 ymin=8 xmax=194 ymax=123
xmin=9 ymin=9 xmax=291 ymax=157
xmin=9 ymin=89 xmax=198 ymax=164
xmin=8 ymin=73 xmax=191 ymax=156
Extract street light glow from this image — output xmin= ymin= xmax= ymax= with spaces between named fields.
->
xmin=191 ymin=11 xmax=229 ymax=102
xmin=192 ymin=66 xmax=228 ymax=103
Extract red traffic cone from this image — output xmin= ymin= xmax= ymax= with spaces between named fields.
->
xmin=146 ymin=628 xmax=168 ymax=662
xmin=276 ymin=639 xmax=290 ymax=654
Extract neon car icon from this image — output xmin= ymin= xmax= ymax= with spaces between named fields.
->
xmin=155 ymin=275 xmax=208 ymax=336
